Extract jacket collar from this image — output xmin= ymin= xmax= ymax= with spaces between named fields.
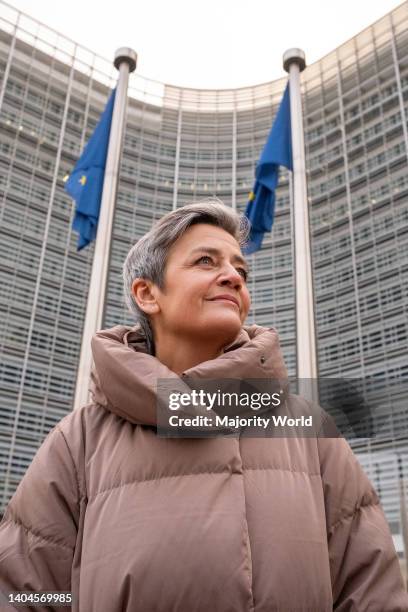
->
xmin=90 ymin=324 xmax=288 ymax=426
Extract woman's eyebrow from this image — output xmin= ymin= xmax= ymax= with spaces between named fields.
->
xmin=190 ymin=246 xmax=248 ymax=268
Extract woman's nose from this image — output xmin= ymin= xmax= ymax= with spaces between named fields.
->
xmin=218 ymin=264 xmax=243 ymax=287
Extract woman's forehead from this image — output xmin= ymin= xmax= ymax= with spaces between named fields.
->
xmin=175 ymin=223 xmax=242 ymax=252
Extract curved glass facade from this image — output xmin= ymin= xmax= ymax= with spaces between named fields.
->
xmin=0 ymin=0 xmax=407 ymax=564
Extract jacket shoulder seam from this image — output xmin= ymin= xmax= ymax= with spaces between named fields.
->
xmin=244 ymin=466 xmax=321 ymax=477
xmin=3 ymin=509 xmax=74 ymax=552
xmin=89 ymin=466 xmax=322 ymax=503
xmin=89 ymin=469 xmax=232 ymax=502
xmin=329 ymin=497 xmax=381 ymax=534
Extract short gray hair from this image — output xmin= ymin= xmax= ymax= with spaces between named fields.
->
xmin=123 ymin=198 xmax=250 ymax=354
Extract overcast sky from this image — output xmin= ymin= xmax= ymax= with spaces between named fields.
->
xmin=5 ymin=0 xmax=404 ymax=88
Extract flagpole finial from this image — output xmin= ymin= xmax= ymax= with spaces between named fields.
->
xmin=114 ymin=47 xmax=137 ymax=72
xmin=283 ymin=48 xmax=306 ymax=73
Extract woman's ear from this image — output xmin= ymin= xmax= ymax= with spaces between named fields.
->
xmin=131 ymin=278 xmax=160 ymax=315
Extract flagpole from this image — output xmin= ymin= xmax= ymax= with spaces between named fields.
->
xmin=73 ymin=47 xmax=137 ymax=411
xmin=283 ymin=49 xmax=318 ymax=402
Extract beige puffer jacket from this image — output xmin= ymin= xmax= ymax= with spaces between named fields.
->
xmin=0 ymin=324 xmax=406 ymax=611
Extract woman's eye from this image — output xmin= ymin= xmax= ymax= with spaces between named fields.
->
xmin=197 ymin=255 xmax=213 ymax=265
xmin=196 ymin=257 xmax=248 ymax=281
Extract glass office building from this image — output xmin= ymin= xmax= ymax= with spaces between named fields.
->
xmin=0 ymin=0 xmax=407 ymax=565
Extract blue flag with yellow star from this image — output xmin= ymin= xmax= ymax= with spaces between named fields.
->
xmin=64 ymin=88 xmax=116 ymax=250
xmin=244 ymin=83 xmax=293 ymax=254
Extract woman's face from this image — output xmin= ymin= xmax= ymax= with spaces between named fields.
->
xmin=149 ymin=223 xmax=251 ymax=348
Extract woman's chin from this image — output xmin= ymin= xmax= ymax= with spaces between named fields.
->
xmin=205 ymin=315 xmax=242 ymax=344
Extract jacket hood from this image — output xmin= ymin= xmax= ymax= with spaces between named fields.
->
xmin=90 ymin=324 xmax=288 ymax=426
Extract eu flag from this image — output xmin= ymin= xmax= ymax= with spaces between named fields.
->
xmin=64 ymin=89 xmax=116 ymax=250
xmin=244 ymin=83 xmax=293 ymax=254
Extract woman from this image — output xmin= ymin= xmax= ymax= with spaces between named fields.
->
xmin=0 ymin=200 xmax=406 ymax=611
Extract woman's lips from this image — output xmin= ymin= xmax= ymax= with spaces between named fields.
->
xmin=209 ymin=295 xmax=240 ymax=308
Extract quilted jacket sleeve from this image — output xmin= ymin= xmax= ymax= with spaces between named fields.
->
xmin=317 ymin=431 xmax=408 ymax=611
xmin=0 ymin=425 xmax=80 ymax=611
